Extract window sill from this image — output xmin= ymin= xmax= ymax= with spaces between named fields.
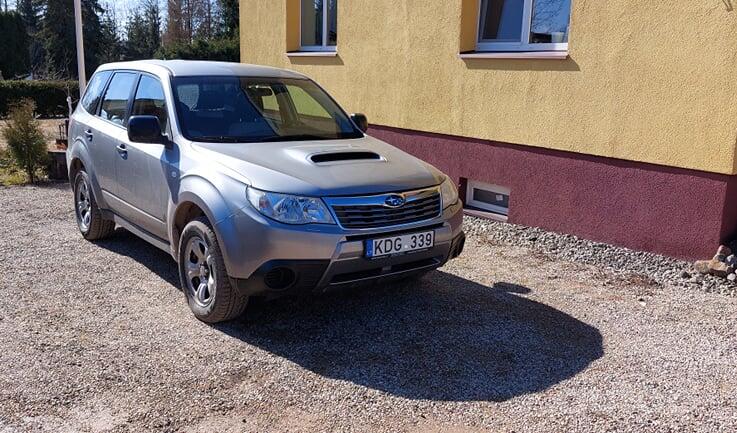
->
xmin=463 ymin=207 xmax=508 ymax=222
xmin=458 ymin=51 xmax=568 ymax=60
xmin=286 ymin=51 xmax=338 ymax=57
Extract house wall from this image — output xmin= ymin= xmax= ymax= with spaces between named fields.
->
xmin=369 ymin=125 xmax=737 ymax=259
xmin=238 ymin=0 xmax=737 ymax=258
xmin=240 ymin=0 xmax=737 ymax=174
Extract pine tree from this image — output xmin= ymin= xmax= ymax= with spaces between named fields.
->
xmin=17 ymin=0 xmax=44 ymax=76
xmin=98 ymin=6 xmax=121 ymax=64
xmin=125 ymin=0 xmax=161 ymax=60
xmin=38 ymin=0 xmax=105 ymax=79
xmin=217 ymin=0 xmax=237 ymax=37
xmin=143 ymin=0 xmax=161 ymax=53
xmin=0 ymin=11 xmax=31 ymax=78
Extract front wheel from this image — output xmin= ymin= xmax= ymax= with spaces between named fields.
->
xmin=178 ymin=217 xmax=249 ymax=323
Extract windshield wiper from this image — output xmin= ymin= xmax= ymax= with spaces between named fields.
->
xmin=194 ymin=134 xmax=352 ymax=143
xmin=194 ymin=136 xmax=258 ymax=143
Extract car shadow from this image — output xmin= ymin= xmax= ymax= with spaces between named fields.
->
xmin=95 ymin=228 xmax=180 ymax=287
xmin=92 ymin=229 xmax=603 ymax=402
xmin=217 ymin=272 xmax=604 ymax=402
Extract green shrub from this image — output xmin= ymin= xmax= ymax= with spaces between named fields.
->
xmin=1 ymin=99 xmax=48 ymax=183
xmin=0 ymin=80 xmax=79 ymax=118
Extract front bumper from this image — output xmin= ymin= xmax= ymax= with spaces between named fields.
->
xmin=219 ymin=200 xmax=465 ymax=298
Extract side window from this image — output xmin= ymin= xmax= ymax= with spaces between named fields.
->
xmin=285 ymin=83 xmax=339 ymax=134
xmin=286 ymin=85 xmax=331 ymax=119
xmin=99 ymin=72 xmax=138 ymax=126
xmin=131 ymin=75 xmax=168 ymax=132
xmin=244 ymin=83 xmax=283 ymax=123
xmin=80 ymin=71 xmax=111 ymax=114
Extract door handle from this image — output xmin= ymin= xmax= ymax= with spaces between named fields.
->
xmin=85 ymin=129 xmax=93 ymax=140
xmin=116 ymin=144 xmax=127 ymax=157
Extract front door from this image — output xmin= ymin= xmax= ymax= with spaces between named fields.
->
xmin=113 ymin=74 xmax=173 ymax=240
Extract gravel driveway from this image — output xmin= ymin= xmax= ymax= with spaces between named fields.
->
xmin=1 ymin=184 xmax=736 ymax=432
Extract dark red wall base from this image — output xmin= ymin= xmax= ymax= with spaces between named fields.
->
xmin=369 ymin=125 xmax=737 ymax=260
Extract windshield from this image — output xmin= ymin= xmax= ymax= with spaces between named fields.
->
xmin=172 ymin=76 xmax=363 ymax=142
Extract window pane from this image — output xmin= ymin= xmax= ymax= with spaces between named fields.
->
xmin=244 ymin=83 xmax=283 ymax=124
xmin=530 ymin=0 xmax=571 ymax=44
xmin=100 ymin=72 xmax=137 ymax=126
xmin=301 ymin=0 xmax=323 ymax=46
xmin=287 ymin=85 xmax=331 ymax=118
xmin=171 ymin=76 xmax=362 ymax=142
xmin=327 ymin=0 xmax=337 ymax=46
xmin=81 ymin=71 xmax=111 ymax=114
xmin=478 ymin=0 xmax=524 ymax=42
xmin=132 ymin=75 xmax=168 ymax=132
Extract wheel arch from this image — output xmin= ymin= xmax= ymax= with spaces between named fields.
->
xmin=169 ymin=182 xmax=235 ymax=263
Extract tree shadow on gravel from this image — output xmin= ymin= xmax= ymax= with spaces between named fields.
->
xmin=217 ymin=272 xmax=604 ymax=402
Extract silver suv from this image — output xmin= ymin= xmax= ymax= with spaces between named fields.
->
xmin=68 ymin=60 xmax=465 ymax=323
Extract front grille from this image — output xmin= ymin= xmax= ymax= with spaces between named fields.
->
xmin=328 ymin=188 xmax=441 ymax=229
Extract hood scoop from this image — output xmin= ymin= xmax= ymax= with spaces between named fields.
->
xmin=310 ymin=151 xmax=382 ymax=164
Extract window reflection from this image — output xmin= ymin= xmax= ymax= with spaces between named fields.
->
xmin=530 ymin=0 xmax=571 ymax=44
xmin=328 ymin=0 xmax=337 ymax=45
xmin=301 ymin=0 xmax=323 ymax=47
xmin=478 ymin=0 xmax=524 ymax=42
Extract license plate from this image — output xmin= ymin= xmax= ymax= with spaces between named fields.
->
xmin=365 ymin=231 xmax=435 ymax=258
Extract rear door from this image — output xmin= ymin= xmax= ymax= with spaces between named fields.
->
xmin=94 ymin=71 xmax=139 ymax=212
xmin=113 ymin=74 xmax=173 ymax=239
xmin=74 ymin=70 xmax=112 ymax=192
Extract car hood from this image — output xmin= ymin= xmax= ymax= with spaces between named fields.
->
xmin=191 ymin=135 xmax=444 ymax=196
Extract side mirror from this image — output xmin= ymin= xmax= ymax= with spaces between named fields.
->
xmin=350 ymin=113 xmax=368 ymax=133
xmin=128 ymin=115 xmax=167 ymax=146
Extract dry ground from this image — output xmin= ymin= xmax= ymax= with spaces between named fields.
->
xmin=0 ymin=184 xmax=735 ymax=432
xmin=0 ymin=119 xmax=63 ymax=151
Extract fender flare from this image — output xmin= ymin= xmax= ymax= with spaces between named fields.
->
xmin=169 ymin=176 xmax=238 ymax=266
xmin=67 ymin=139 xmax=106 ymax=208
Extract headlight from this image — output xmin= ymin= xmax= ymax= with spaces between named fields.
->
xmin=247 ymin=187 xmax=335 ymax=225
xmin=440 ymin=177 xmax=459 ymax=209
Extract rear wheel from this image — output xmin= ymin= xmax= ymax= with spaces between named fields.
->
xmin=73 ymin=170 xmax=115 ymax=240
xmin=178 ymin=217 xmax=249 ymax=323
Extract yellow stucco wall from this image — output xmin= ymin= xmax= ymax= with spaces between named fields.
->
xmin=240 ymin=1 xmax=737 ymax=175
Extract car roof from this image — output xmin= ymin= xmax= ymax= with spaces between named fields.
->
xmin=95 ymin=60 xmax=309 ymax=80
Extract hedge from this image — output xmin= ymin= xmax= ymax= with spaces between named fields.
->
xmin=155 ymin=36 xmax=239 ymax=63
xmin=0 ymin=80 xmax=79 ymax=118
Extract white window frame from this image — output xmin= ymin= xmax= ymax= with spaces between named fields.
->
xmin=300 ymin=1 xmax=336 ymax=52
xmin=476 ymin=0 xmax=569 ymax=53
xmin=466 ymin=180 xmax=510 ymax=216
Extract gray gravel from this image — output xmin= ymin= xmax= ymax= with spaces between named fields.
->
xmin=465 ymin=216 xmax=737 ymax=297
xmin=1 ymin=184 xmax=736 ymax=432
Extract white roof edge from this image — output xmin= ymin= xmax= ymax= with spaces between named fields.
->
xmin=94 ymin=60 xmax=309 ymax=80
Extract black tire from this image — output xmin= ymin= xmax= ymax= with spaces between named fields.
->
xmin=177 ymin=216 xmax=249 ymax=323
xmin=73 ymin=170 xmax=115 ymax=240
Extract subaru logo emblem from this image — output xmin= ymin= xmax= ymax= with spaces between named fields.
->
xmin=384 ymin=194 xmax=405 ymax=208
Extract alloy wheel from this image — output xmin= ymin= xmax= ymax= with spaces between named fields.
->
xmin=75 ymin=179 xmax=92 ymax=232
xmin=184 ymin=236 xmax=217 ymax=307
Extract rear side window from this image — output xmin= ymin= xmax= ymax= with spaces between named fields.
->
xmin=131 ymin=75 xmax=168 ymax=132
xmin=99 ymin=72 xmax=138 ymax=126
xmin=80 ymin=71 xmax=111 ymax=114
